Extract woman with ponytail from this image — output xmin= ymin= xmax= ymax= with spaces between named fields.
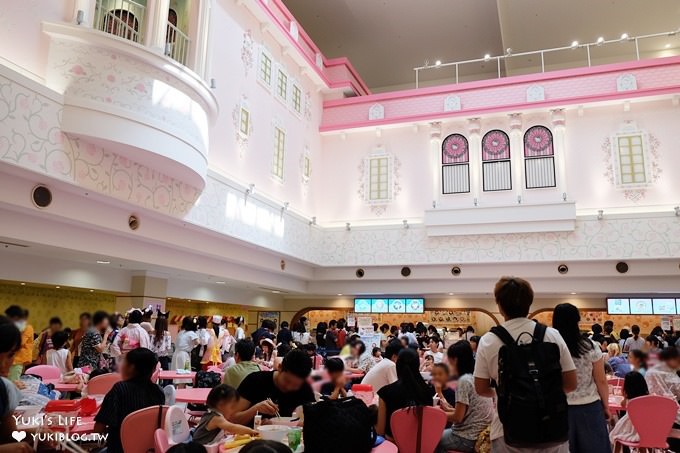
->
xmin=376 ymin=347 xmax=434 ymax=439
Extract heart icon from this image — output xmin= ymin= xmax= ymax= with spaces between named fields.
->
xmin=12 ymin=431 xmax=27 ymax=442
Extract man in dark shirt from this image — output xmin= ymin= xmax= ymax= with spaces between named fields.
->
xmin=232 ymin=349 xmax=314 ymax=425
xmin=325 ymin=320 xmax=339 ymax=351
xmin=252 ymin=320 xmax=276 ymax=345
xmin=94 ymin=348 xmax=165 ymax=453
xmin=276 ymin=321 xmax=293 ymax=346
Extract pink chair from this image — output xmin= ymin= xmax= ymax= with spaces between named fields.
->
xmin=613 ymin=395 xmax=678 ymax=451
xmin=154 ymin=429 xmax=170 ymax=453
xmin=390 ymin=406 xmax=447 ymax=453
xmin=86 ymin=373 xmax=121 ymax=395
xmin=27 ymin=365 xmax=61 ymax=380
xmin=607 ymin=377 xmax=624 ymax=394
xmin=120 ymin=406 xmax=169 ymax=453
xmin=372 ymin=439 xmax=398 ymax=453
xmin=313 ymin=354 xmax=323 ymax=370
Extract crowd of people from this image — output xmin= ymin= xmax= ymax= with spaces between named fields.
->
xmin=1 ymin=278 xmax=679 ymax=452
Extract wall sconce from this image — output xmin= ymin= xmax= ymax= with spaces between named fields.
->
xmin=210 ymin=78 xmax=217 ymax=89
xmin=562 ymin=192 xmax=568 ymax=201
xmin=571 ymin=40 xmax=579 ymax=49
xmin=596 ymin=36 xmax=605 ymax=46
xmin=403 ymin=220 xmax=409 ymax=229
xmin=280 ymin=202 xmax=289 ymax=218
xmin=517 ymin=196 xmax=522 ymax=204
xmin=432 ymin=200 xmax=436 ymax=208
xmin=675 ymin=206 xmax=680 ymax=216
xmin=309 ymin=216 xmax=317 ymax=226
xmin=474 ymin=198 xmax=478 ymax=206
xmin=620 ymin=33 xmax=629 ymax=41
xmin=346 ymin=222 xmax=351 ymax=231
xmin=597 ymin=210 xmax=604 ymax=220
xmin=484 ymin=53 xmax=491 ymax=62
xmin=76 ymin=10 xmax=85 ymax=25
xmin=244 ymin=183 xmax=255 ymax=203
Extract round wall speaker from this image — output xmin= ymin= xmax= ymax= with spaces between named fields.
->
xmin=355 ymin=268 xmax=365 ymax=278
xmin=451 ymin=266 xmax=462 ymax=276
xmin=401 ymin=266 xmax=411 ymax=277
xmin=31 ymin=185 xmax=52 ymax=208
xmin=128 ymin=215 xmax=140 ymax=231
xmin=557 ymin=264 xmax=569 ymax=275
xmin=616 ymin=262 xmax=629 ymax=274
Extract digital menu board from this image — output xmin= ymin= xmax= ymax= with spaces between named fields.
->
xmin=630 ymin=298 xmax=653 ymax=315
xmin=388 ymin=299 xmax=406 ymax=313
xmin=652 ymin=299 xmax=677 ymax=315
xmin=405 ymin=298 xmax=425 ymax=314
xmin=354 ymin=299 xmax=372 ymax=313
xmin=607 ymin=298 xmax=630 ymax=315
xmin=371 ymin=299 xmax=388 ymax=313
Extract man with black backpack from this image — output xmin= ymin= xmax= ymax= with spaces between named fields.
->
xmin=474 ymin=277 xmax=577 ymax=453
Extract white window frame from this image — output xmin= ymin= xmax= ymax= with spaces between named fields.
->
xmin=258 ymin=47 xmax=273 ymax=89
xmin=364 ymin=150 xmax=393 ymax=203
xmin=611 ymin=130 xmax=651 ymax=188
xmin=272 ymin=125 xmax=285 ymax=181
xmin=291 ymin=82 xmax=302 ymax=115
xmin=276 ymin=66 xmax=288 ymax=101
xmin=238 ymin=104 xmax=250 ymax=138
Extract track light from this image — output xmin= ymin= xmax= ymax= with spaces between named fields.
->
xmin=484 ymin=53 xmax=491 ymax=62
xmin=505 ymin=48 xmax=513 ymax=56
xmin=346 ymin=222 xmax=351 ymax=231
xmin=597 ymin=210 xmax=604 ymax=220
xmin=596 ymin=36 xmax=605 ymax=46
xmin=435 ymin=60 xmax=442 ymax=67
xmin=620 ymin=33 xmax=629 ymax=41
xmin=571 ymin=40 xmax=579 ymax=49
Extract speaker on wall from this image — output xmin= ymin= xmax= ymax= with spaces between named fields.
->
xmin=558 ymin=264 xmax=569 ymax=274
xmin=355 ymin=268 xmax=365 ymax=278
xmin=31 ymin=185 xmax=52 ymax=208
xmin=451 ymin=266 xmax=462 ymax=276
xmin=616 ymin=262 xmax=629 ymax=274
xmin=401 ymin=266 xmax=411 ymax=277
xmin=128 ymin=215 xmax=140 ymax=231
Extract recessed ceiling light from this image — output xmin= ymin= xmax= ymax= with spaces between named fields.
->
xmin=620 ymin=33 xmax=629 ymax=41
xmin=55 ymin=286 xmax=60 ymax=289
xmin=570 ymin=292 xmax=577 ymax=295
xmin=272 ymin=290 xmax=281 ymax=294
xmin=448 ymin=292 xmax=454 ymax=296
xmin=216 ymin=281 xmax=226 ymax=284
xmin=434 ymin=60 xmax=442 ymax=67
xmin=571 ymin=40 xmax=579 ymax=49
xmin=484 ymin=53 xmax=491 ymax=62
xmin=20 ymin=282 xmax=25 ymax=286
xmin=96 ymin=260 xmax=111 ymax=264
xmin=337 ymin=293 xmax=343 ymax=296
xmin=666 ymin=43 xmax=672 ymax=49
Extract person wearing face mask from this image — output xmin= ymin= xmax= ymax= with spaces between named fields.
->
xmin=4 ymin=306 xmax=33 ymax=382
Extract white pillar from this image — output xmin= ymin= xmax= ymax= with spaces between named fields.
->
xmin=551 ymin=109 xmax=568 ymax=201
xmin=429 ymin=122 xmax=442 ymax=208
xmin=509 ymin=113 xmax=523 ymax=203
xmin=73 ymin=0 xmax=96 ymax=27
xmin=193 ymin=0 xmax=213 ymax=79
xmin=467 ymin=118 xmax=482 ymax=205
xmin=144 ymin=0 xmax=170 ymax=54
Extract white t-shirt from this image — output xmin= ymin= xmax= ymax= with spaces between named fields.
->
xmin=235 ymin=327 xmax=246 ymax=341
xmin=568 ymin=340 xmax=603 ymax=405
xmin=46 ymin=348 xmax=70 ymax=374
xmin=292 ymin=331 xmax=310 ymax=345
xmin=623 ymin=336 xmax=645 ymax=353
xmin=473 ymin=317 xmax=576 ymax=441
xmin=361 ymin=358 xmax=397 ymax=392
xmin=175 ymin=330 xmax=199 ymax=353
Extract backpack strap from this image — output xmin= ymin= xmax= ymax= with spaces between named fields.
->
xmin=490 ymin=326 xmax=516 ymax=347
xmin=533 ymin=323 xmax=547 ymax=343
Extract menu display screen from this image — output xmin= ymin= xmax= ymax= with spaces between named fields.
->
xmin=388 ymin=299 xmax=406 ymax=313
xmin=607 ymin=298 xmax=630 ymax=315
xmin=629 ymin=298 xmax=653 ymax=315
xmin=652 ymin=299 xmax=677 ymax=315
xmin=355 ymin=298 xmax=425 ymax=313
xmin=405 ymin=298 xmax=425 ymax=314
xmin=371 ymin=299 xmax=388 ymax=313
xmin=354 ymin=299 xmax=372 ymax=313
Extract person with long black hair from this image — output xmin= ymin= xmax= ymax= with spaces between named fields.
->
xmin=151 ymin=315 xmax=172 ymax=374
xmin=376 ymin=347 xmax=434 ymax=439
xmin=436 ymin=341 xmax=493 ymax=453
xmin=552 ymin=303 xmax=610 ymax=453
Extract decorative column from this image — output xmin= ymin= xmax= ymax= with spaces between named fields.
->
xmin=429 ymin=122 xmax=442 ymax=208
xmin=72 ymin=0 xmax=96 ymax=27
xmin=143 ymin=0 xmax=170 ymax=54
xmin=509 ymin=113 xmax=524 ymax=203
xmin=190 ymin=0 xmax=213 ymax=79
xmin=467 ymin=118 xmax=482 ymax=205
xmin=551 ymin=109 xmax=568 ymax=200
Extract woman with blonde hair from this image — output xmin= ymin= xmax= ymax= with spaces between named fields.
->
xmin=607 ymin=342 xmax=630 ymax=378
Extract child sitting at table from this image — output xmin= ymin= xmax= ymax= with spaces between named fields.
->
xmin=46 ymin=331 xmax=73 ymax=375
xmin=609 ymin=371 xmax=649 ymax=452
xmin=192 ymin=384 xmax=258 ymax=445
xmin=94 ymin=348 xmax=165 ymax=453
xmin=431 ymin=363 xmax=456 ymax=407
xmin=320 ymin=358 xmax=347 ymax=400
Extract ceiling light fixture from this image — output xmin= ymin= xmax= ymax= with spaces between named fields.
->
xmin=96 ymin=260 xmax=110 ymax=264
xmin=20 ymin=282 xmax=26 ymax=286
xmin=89 ymin=289 xmax=94 ymax=292
xmin=484 ymin=53 xmax=491 ymax=62
xmin=596 ymin=36 xmax=605 ymax=46
xmin=620 ymin=33 xmax=629 ymax=41
xmin=570 ymin=292 xmax=577 ymax=295
xmin=505 ymin=48 xmax=513 ymax=56
xmin=337 ymin=293 xmax=343 ymax=296
xmin=55 ymin=286 xmax=60 ymax=289
xmin=216 ymin=281 xmax=226 ymax=284
xmin=434 ymin=60 xmax=442 ymax=67
xmin=272 ymin=290 xmax=281 ymax=294
xmin=666 ymin=43 xmax=672 ymax=49
xmin=448 ymin=292 xmax=454 ymax=296
xmin=571 ymin=40 xmax=579 ymax=49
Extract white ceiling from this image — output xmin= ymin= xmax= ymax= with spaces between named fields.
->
xmin=283 ymin=0 xmax=680 ymax=91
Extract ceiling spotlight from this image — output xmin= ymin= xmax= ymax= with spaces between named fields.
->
xmin=505 ymin=48 xmax=513 ymax=56
xmin=55 ymin=286 xmax=61 ymax=289
xmin=434 ymin=60 xmax=442 ymax=67
xmin=620 ymin=33 xmax=629 ymax=41
xmin=96 ymin=260 xmax=111 ymax=264
xmin=596 ymin=36 xmax=605 ymax=46
xmin=484 ymin=53 xmax=491 ymax=62
xmin=597 ymin=209 xmax=604 ymax=220
xmin=337 ymin=293 xmax=343 ymax=296
xmin=216 ymin=281 xmax=226 ymax=284
xmin=448 ymin=292 xmax=454 ymax=296
xmin=571 ymin=40 xmax=579 ymax=49
xmin=675 ymin=206 xmax=680 ymax=216
xmin=403 ymin=219 xmax=409 ymax=229
xmin=666 ymin=43 xmax=672 ymax=49
xmin=20 ymin=282 xmax=26 ymax=286
xmin=346 ymin=222 xmax=351 ymax=231
xmin=89 ymin=289 xmax=94 ymax=292
xmin=570 ymin=292 xmax=577 ymax=295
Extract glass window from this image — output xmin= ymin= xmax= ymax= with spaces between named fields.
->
xmin=482 ymin=130 xmax=511 ymax=191
xmin=441 ymin=133 xmax=470 ymax=194
xmin=368 ymin=156 xmax=390 ymax=201
xmin=277 ymin=69 xmax=288 ymax=100
xmin=259 ymin=51 xmax=272 ymax=85
xmin=272 ymin=127 xmax=285 ymax=179
xmin=292 ymin=84 xmax=302 ymax=113
xmin=524 ymin=125 xmax=556 ymax=189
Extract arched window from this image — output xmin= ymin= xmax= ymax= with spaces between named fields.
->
xmin=482 ymin=130 xmax=511 ymax=191
xmin=524 ymin=126 xmax=556 ymax=189
xmin=441 ymin=134 xmax=470 ymax=194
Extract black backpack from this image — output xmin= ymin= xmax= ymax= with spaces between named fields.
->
xmin=491 ymin=323 xmax=568 ymax=448
xmin=303 ymin=397 xmax=376 ymax=453
xmin=187 ymin=371 xmax=221 ymax=411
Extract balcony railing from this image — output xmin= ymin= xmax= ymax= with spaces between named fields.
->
xmin=94 ymin=0 xmax=146 ymax=43
xmin=165 ymin=22 xmax=191 ymax=66
xmin=413 ymin=29 xmax=680 ymax=88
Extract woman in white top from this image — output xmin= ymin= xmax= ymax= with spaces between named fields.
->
xmin=171 ymin=317 xmax=199 ymax=380
xmin=553 ymin=303 xmax=610 ymax=453
xmin=291 ymin=321 xmax=310 ymax=345
xmin=234 ymin=316 xmax=246 ymax=341
xmin=150 ymin=316 xmax=173 ymax=371
xmin=46 ymin=331 xmax=73 ymax=375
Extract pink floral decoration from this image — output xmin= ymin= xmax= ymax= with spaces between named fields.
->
xmin=524 ymin=126 xmax=553 ymax=157
xmin=107 ymin=74 xmax=116 ymax=83
xmin=134 ymin=83 xmax=147 ymax=93
xmin=70 ymin=65 xmax=85 ymax=76
xmin=482 ymin=130 xmax=510 ymax=160
xmin=442 ymin=134 xmax=469 ymax=163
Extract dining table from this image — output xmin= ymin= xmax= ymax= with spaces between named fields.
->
xmin=43 ymin=379 xmax=81 ymax=393
xmin=158 ymin=370 xmax=197 ymax=382
xmin=175 ymin=387 xmax=212 ymax=404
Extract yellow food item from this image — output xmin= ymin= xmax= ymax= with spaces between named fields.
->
xmin=223 ymin=436 xmax=254 ymax=449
